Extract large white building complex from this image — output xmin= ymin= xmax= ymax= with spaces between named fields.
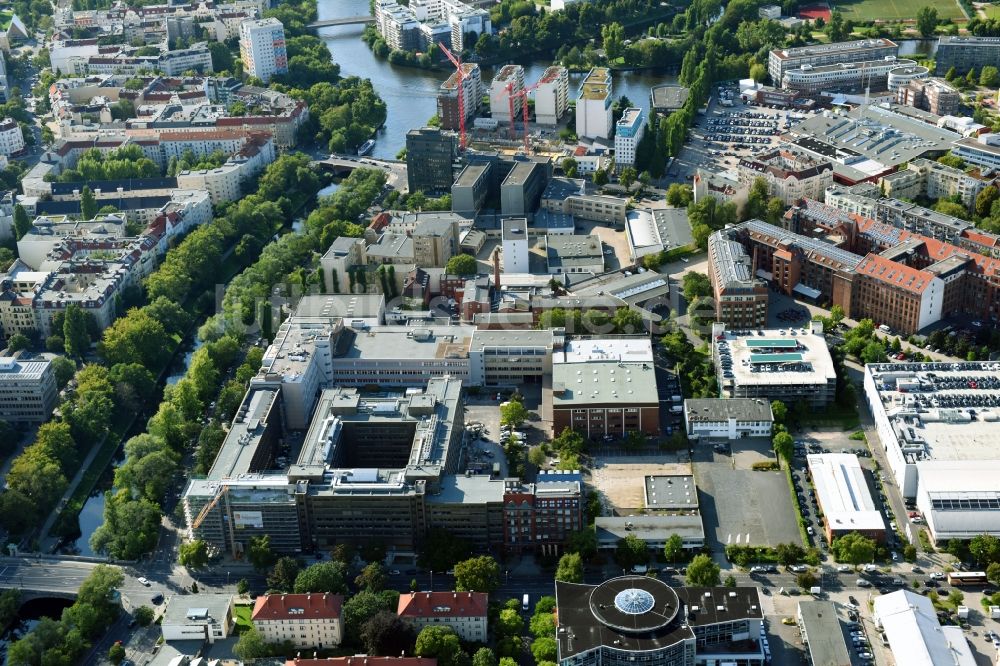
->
xmin=768 ymin=38 xmax=898 ymax=86
xmin=863 ymin=361 xmax=1000 ymax=542
xmin=575 ymin=67 xmax=612 ymax=140
xmin=490 ymin=65 xmax=524 ymax=124
xmin=873 ymin=591 xmax=976 ymax=666
xmin=239 ymin=18 xmax=288 ymax=83
xmin=374 ymin=0 xmax=491 ymax=52
xmin=806 ymin=453 xmax=885 ymax=544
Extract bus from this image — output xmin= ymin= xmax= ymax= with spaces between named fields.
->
xmin=947 ymin=571 xmax=988 ymax=586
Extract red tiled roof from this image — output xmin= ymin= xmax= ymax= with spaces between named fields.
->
xmin=397 ymin=592 xmax=488 ymax=619
xmin=159 ymin=129 xmax=250 ymax=142
xmin=961 ymin=228 xmax=1000 ymax=249
xmin=286 ymin=659 xmax=437 ymax=666
xmin=855 ymin=253 xmax=936 ymax=294
xmin=251 ymin=593 xmax=343 ymax=622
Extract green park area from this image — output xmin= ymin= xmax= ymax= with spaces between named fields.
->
xmin=833 ymin=0 xmax=965 ymax=21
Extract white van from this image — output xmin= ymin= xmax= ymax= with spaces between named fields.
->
xmin=878 ymin=324 xmax=892 ymax=334
xmin=522 ymin=594 xmax=530 ymax=611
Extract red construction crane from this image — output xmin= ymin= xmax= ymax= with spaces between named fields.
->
xmin=506 ymin=81 xmax=540 ymax=152
xmin=437 ymin=42 xmax=467 ymax=151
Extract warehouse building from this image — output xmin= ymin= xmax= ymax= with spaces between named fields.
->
xmin=806 ymin=453 xmax=886 ymax=544
xmin=683 ymin=398 xmax=773 ymax=440
xmin=873 ymin=591 xmax=976 ymax=666
xmin=796 ymin=601 xmax=851 ymax=666
xmin=863 ymin=361 xmax=1000 ymax=542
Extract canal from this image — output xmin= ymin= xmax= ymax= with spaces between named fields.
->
xmin=317 ymin=0 xmax=680 ymax=160
xmin=0 ymin=597 xmax=75 ymax=665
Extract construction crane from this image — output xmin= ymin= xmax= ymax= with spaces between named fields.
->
xmin=438 ymin=42 xmax=467 ymax=151
xmin=506 ymin=81 xmax=540 ymax=152
xmin=190 ymin=484 xmax=229 ymax=532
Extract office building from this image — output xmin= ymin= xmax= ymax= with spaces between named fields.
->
xmin=501 ymin=218 xmax=530 ymax=273
xmin=576 ymin=68 xmax=612 ymax=140
xmin=879 ymin=157 xmax=983 ymax=209
xmin=239 ymin=18 xmax=288 ymax=84
xmin=934 ymin=36 xmax=1000 ymax=76
xmin=614 ymin=107 xmax=644 ymax=169
xmin=397 ymin=592 xmax=488 ymax=642
xmin=951 ymin=134 xmax=1000 ymax=171
xmin=625 ymin=208 xmax=695 ymax=262
xmin=737 ymin=148 xmax=833 ymax=205
xmin=451 ymin=163 xmax=490 ymax=215
xmin=852 ymin=253 xmax=944 ymax=333
xmin=0 ymin=118 xmax=24 ymax=157
xmin=796 ymin=601 xmax=851 ymax=666
xmin=683 ymin=398 xmax=774 ymax=440
xmin=706 ymin=228 xmax=770 ymax=328
xmin=768 ymin=38 xmax=898 ymax=86
xmin=534 ymin=66 xmax=569 ymax=125
xmin=501 ymin=159 xmax=550 ymax=217
xmin=161 ymin=595 xmax=234 ymax=644
xmin=0 ymin=355 xmax=59 ymax=424
xmin=555 ymin=576 xmax=766 ymax=666
xmin=490 ymin=65 xmax=524 ymax=124
xmin=252 ymin=594 xmax=343 ymax=650
xmin=863 ymin=361 xmax=1000 ymax=542
xmin=711 ymin=321 xmax=837 ymax=407
xmin=406 ymin=128 xmax=457 ymax=194
xmin=550 ymin=338 xmax=658 ymax=437
xmin=437 ymin=63 xmax=482 ymax=131
xmin=503 ymin=473 xmax=584 ymax=555
xmin=540 ymin=179 xmax=626 ymax=224
xmin=545 ymin=234 xmax=604 ymax=275
xmin=873 ymin=591 xmax=976 ymax=666
xmin=806 ymin=453 xmax=886 ymax=544
xmin=897 ymin=77 xmax=959 ymax=116
xmin=467 ymin=328 xmax=555 ymax=386
xmin=596 ymin=515 xmax=705 ymax=552
xmin=781 ymin=58 xmax=918 ymax=95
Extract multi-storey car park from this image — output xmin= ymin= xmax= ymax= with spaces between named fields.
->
xmin=710 ymin=321 xmax=837 ymax=407
xmin=863 ymin=361 xmax=1000 ymax=543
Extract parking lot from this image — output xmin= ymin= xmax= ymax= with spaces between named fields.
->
xmin=693 ymin=439 xmax=803 ymax=549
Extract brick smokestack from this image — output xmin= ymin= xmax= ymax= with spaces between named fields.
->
xmin=492 ymin=246 xmax=501 ymax=292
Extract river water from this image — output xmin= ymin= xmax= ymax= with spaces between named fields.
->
xmin=316 ymin=0 xmax=680 ymax=159
xmin=0 ymin=598 xmax=75 ymax=664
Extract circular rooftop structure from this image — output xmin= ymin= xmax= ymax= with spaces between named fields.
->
xmin=588 ymin=576 xmax=680 ymax=633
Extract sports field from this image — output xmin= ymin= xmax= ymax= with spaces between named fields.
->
xmin=833 ymin=0 xmax=965 ymax=21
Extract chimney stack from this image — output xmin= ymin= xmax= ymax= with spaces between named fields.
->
xmin=492 ymin=247 xmax=501 ymax=292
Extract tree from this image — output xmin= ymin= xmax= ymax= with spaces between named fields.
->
xmin=473 ymin=647 xmax=497 ymax=666
xmin=686 ymin=554 xmax=721 ymax=586
xmin=63 ymin=304 xmax=90 ymax=359
xmin=7 ymin=333 xmax=30 ymax=353
xmin=601 ymin=22 xmax=625 ymax=60
xmin=415 ymin=625 xmax=465 ymax=666
xmin=663 ymin=533 xmax=684 ymax=563
xmin=50 ymin=355 xmax=76 ymax=389
xmin=13 ymin=204 xmax=30 ymax=240
xmin=454 ymin=555 xmax=501 ymax=593
xmin=976 ymin=185 xmax=999 ymax=218
xmin=969 ymin=534 xmax=1000 ymax=567
xmin=561 ymin=157 xmax=578 ymax=178
xmin=237 ymin=578 xmax=250 ymax=596
xmin=528 ymin=446 xmax=546 ymax=466
xmin=770 ymin=400 xmax=787 ymax=425
xmin=531 ymin=637 xmax=558 ymax=663
xmin=109 ymin=643 xmax=126 ymax=665
xmin=620 ymin=166 xmax=637 ymax=192
xmin=613 ymin=307 xmax=644 ymax=334
xmin=133 ymin=605 xmax=154 ymax=626
xmin=178 ymin=540 xmax=209 ymax=569
xmin=355 ymin=561 xmax=388 ymax=592
xmin=724 ymin=574 xmax=737 ymax=587
xmin=567 ymin=528 xmax=598 ymax=559
xmin=99 ymin=308 xmax=171 ymax=368
xmin=615 ymin=534 xmax=648 ymax=568
xmin=981 ymin=65 xmax=1000 ymax=88
xmin=987 ymin=562 xmax=1000 ymax=586
xmin=746 ymin=177 xmax=770 ymax=221
xmin=344 ymin=590 xmax=399 ymax=637
xmin=497 ymin=608 xmax=523 ymax=637
xmin=555 ymin=552 xmax=583 ymax=583
xmin=860 ymin=340 xmax=888 ymax=364
xmin=831 ymin=532 xmax=876 ymax=567
xmin=445 ymin=253 xmax=478 ymax=276
xmin=233 ymin=627 xmax=269 ymax=661
xmin=681 ymin=272 xmax=712 ymax=302
xmin=266 ymin=556 xmax=301 ymax=592
xmin=666 ymin=183 xmax=693 ymax=208
xmin=916 ymin=5 xmax=938 ymax=37
xmin=500 ymin=399 xmax=529 ymax=429
xmin=89 ymin=491 xmax=161 ymax=560
xmin=362 ymin=611 xmax=416 ymax=655
xmin=80 ymin=186 xmax=97 ymax=221
xmin=749 ymin=63 xmax=767 ymax=82
xmin=592 ymin=168 xmax=609 ymax=186
xmin=247 ymin=534 xmax=277 ymax=571
xmin=797 ymin=571 xmax=818 ymax=589
xmin=418 ymin=529 xmax=471 ymax=572
xmin=772 ymin=431 xmax=794 ymax=466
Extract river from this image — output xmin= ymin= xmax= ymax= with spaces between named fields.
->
xmin=0 ymin=598 xmax=75 ymax=665
xmin=317 ymin=0 xmax=680 ymax=160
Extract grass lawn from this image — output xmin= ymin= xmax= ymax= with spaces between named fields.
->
xmin=234 ymin=605 xmax=253 ymax=633
xmin=984 ymin=3 xmax=1000 ymax=18
xmin=833 ymin=0 xmax=965 ymax=21
xmin=803 ymin=403 xmax=860 ymax=430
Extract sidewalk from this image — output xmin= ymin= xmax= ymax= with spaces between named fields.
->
xmin=37 ymin=436 xmax=106 ymax=552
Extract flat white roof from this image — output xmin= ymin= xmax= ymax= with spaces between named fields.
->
xmin=558 ymin=338 xmax=653 ymax=364
xmin=807 ymin=453 xmax=884 ymax=532
xmin=874 ymin=591 xmax=975 ymax=666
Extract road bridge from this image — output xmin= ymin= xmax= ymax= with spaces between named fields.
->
xmin=308 ymin=16 xmax=375 ymax=28
xmin=314 ymin=154 xmax=409 ymax=192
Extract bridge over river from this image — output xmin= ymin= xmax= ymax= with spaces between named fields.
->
xmin=308 ymin=15 xmax=375 ymax=28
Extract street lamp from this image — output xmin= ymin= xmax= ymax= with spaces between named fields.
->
xmin=227 ymin=571 xmax=230 ymax=586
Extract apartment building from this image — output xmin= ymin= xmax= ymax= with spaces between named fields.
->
xmin=251 ymin=593 xmax=343 ymax=650
xmin=406 ymin=128 xmax=457 ymax=194
xmin=490 ymin=65 xmax=524 ymax=124
xmin=781 ymin=58 xmax=918 ymax=95
xmin=410 ymin=0 xmax=492 ymax=51
xmin=437 ymin=63 xmax=482 ymax=131
xmin=503 ymin=473 xmax=585 ymax=555
xmin=707 ymin=228 xmax=770 ymax=329
xmin=397 ymin=592 xmax=488 ymax=642
xmin=0 ymin=355 xmax=59 ymax=424
xmin=175 ymin=134 xmax=276 ymax=204
xmin=534 ymin=66 xmax=569 ymax=125
xmin=614 ymin=107 xmax=644 ymax=169
xmin=768 ymin=38 xmax=898 ymax=85
xmin=738 ymin=148 xmax=833 ymax=205
xmin=934 ymin=36 xmax=1000 ymax=75
xmin=374 ymin=0 xmax=423 ymax=50
xmin=873 ymin=197 xmax=969 ymax=244
xmin=896 ymin=77 xmax=959 ymax=116
xmin=880 ymin=158 xmax=984 ymax=209
xmin=0 ymin=118 xmax=25 ymax=157
xmin=239 ymin=18 xmax=288 ymax=83
xmin=576 ymin=68 xmax=612 ymax=140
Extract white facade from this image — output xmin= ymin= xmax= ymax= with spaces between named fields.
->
xmin=397 ymin=592 xmax=488 ymax=643
xmin=614 ymin=107 xmax=644 ymax=169
xmin=683 ymin=398 xmax=774 ymax=439
xmin=0 ymin=356 xmax=59 ymax=424
xmin=534 ymin=66 xmax=569 ymax=125
xmin=240 ymin=18 xmax=288 ymax=83
xmin=490 ymin=65 xmax=524 ymax=124
xmin=501 ymin=218 xmax=530 ymax=273
xmin=251 ymin=593 xmax=343 ymax=650
xmin=0 ymin=119 xmax=24 ymax=157
xmin=576 ymin=68 xmax=612 ymax=140
xmin=49 ymin=39 xmax=100 ymax=74
xmin=161 ymin=596 xmax=234 ymax=645
xmin=806 ymin=453 xmax=885 ymax=539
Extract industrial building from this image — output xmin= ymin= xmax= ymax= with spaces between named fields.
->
xmin=768 ymin=38 xmax=898 ymax=86
xmin=595 ymin=515 xmax=705 ymax=552
xmin=501 ymin=218 xmax=530 ymax=273
xmin=712 ymin=321 xmax=837 ymax=407
xmin=650 ymin=84 xmax=690 ymax=114
xmin=873 ymin=591 xmax=976 ymax=666
xmin=863 ymin=361 xmax=1000 ymax=543
xmin=683 ymin=398 xmax=774 ymax=440
xmin=796 ymin=601 xmax=851 ymax=666
xmin=545 ymin=234 xmax=604 ymax=275
xmin=555 ymin=577 xmax=766 ymax=666
xmin=575 ymin=68 xmax=612 ymax=140
xmin=806 ymin=453 xmax=886 ymax=544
